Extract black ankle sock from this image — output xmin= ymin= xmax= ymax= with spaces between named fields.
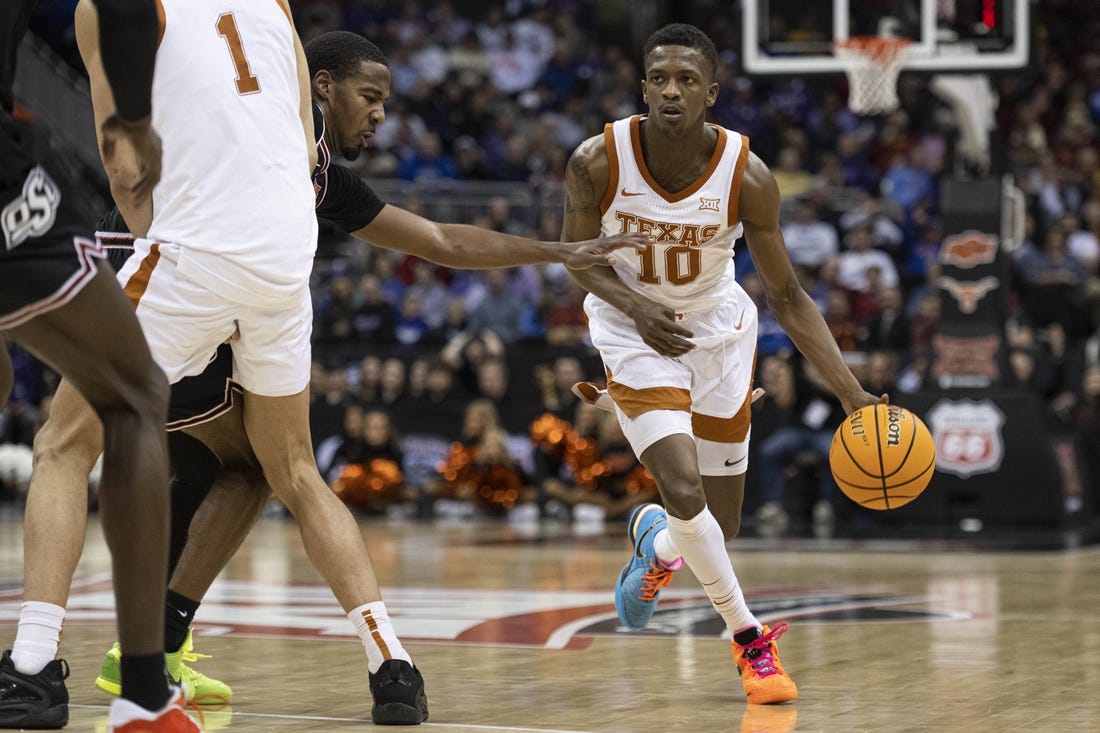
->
xmin=733 ymin=626 xmax=762 ymax=646
xmin=119 ymin=653 xmax=170 ymax=711
xmin=164 ymin=590 xmax=201 ymax=653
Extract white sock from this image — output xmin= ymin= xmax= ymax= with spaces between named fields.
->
xmin=349 ymin=601 xmax=412 ymax=673
xmin=666 ymin=507 xmax=759 ymax=634
xmin=11 ymin=601 xmax=65 ymax=675
xmin=653 ymin=528 xmax=682 ymax=567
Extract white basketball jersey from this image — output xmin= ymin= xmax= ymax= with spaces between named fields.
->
xmin=149 ymin=0 xmax=317 ymax=307
xmin=597 ymin=115 xmax=749 ymax=313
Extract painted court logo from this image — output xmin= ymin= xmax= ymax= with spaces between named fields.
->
xmin=0 ymin=577 xmax=977 ymax=650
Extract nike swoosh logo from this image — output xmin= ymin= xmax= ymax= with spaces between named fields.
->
xmin=724 ymin=457 xmax=745 ymax=467
xmin=734 ymin=309 xmax=746 ymax=330
xmin=620 ymin=188 xmax=645 ymax=197
xmin=634 ymin=522 xmax=661 ymax=559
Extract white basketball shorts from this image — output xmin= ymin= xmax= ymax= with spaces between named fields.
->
xmin=116 ymin=239 xmax=312 ymax=397
xmin=585 ymin=288 xmax=758 ymax=476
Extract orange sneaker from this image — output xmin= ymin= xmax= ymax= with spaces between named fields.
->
xmin=731 ymin=623 xmax=798 ymax=705
xmin=108 ymin=688 xmax=202 ymax=732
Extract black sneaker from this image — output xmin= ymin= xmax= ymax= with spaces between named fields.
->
xmin=368 ymin=659 xmax=428 ymax=725
xmin=0 ymin=649 xmax=69 ymax=729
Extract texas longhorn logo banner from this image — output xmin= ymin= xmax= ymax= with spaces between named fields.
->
xmin=927 ymin=399 xmax=1006 ymax=478
xmin=939 ymin=231 xmax=999 ymax=268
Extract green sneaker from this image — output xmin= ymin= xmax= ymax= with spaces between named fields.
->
xmin=94 ymin=630 xmax=232 ymax=706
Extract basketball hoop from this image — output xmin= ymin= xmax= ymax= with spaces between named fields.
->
xmin=834 ymin=37 xmax=912 ymax=115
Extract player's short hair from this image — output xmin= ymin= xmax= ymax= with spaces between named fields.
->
xmin=643 ymin=23 xmax=718 ymax=79
xmin=305 ymin=31 xmax=388 ymax=81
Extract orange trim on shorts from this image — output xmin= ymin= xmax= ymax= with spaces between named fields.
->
xmin=692 ymin=401 xmax=751 ymax=443
xmin=691 ymin=347 xmax=757 ymax=443
xmin=599 ymin=122 xmax=620 ymax=214
xmin=606 ymin=368 xmax=691 ymax=419
xmin=727 ymin=134 xmax=750 ymax=227
xmin=629 ymin=115 xmax=727 ymax=203
xmin=123 ymin=243 xmax=161 ymax=309
xmin=361 ymin=609 xmax=392 ymax=661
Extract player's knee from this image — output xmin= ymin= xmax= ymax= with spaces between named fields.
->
xmin=97 ymin=362 xmax=170 ymax=425
xmin=264 ymin=460 xmax=323 ymax=512
xmin=647 ymin=465 xmax=705 ymax=517
xmin=32 ymin=417 xmax=100 ymax=472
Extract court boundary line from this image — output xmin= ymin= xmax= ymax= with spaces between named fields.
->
xmin=69 ymin=704 xmax=595 ymax=732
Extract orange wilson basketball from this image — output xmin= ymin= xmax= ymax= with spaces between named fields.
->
xmin=829 ymin=404 xmax=936 ymax=510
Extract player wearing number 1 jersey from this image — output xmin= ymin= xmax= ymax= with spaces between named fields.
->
xmin=564 ymin=24 xmax=883 ymax=707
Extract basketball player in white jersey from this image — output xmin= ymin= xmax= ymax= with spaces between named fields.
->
xmin=4 ymin=7 xmax=650 ymax=727
xmin=69 ymin=0 xmax=433 ymax=724
xmin=564 ymin=24 xmax=884 ymax=706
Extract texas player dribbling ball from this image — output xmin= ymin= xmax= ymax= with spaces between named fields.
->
xmin=829 ymin=404 xmax=936 ymax=510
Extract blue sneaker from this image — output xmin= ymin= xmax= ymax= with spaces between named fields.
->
xmin=614 ymin=503 xmax=683 ymax=628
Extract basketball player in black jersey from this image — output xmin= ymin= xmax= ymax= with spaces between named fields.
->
xmin=0 ymin=1 xmax=206 ymax=732
xmin=1 ymin=26 xmax=651 ymax=728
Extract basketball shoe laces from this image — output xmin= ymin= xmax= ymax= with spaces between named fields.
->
xmin=637 ymin=560 xmax=676 ymax=601
xmin=740 ymin=623 xmax=789 ymax=679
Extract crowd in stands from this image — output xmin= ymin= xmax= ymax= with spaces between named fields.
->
xmin=3 ymin=0 xmax=1099 ymax=531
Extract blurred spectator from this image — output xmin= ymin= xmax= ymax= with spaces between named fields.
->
xmin=404 ymin=260 xmax=451 ymax=329
xmin=317 ymin=404 xmax=366 ymax=483
xmin=371 ymin=358 xmax=408 ymax=409
xmin=352 ymin=274 xmax=396 ymax=344
xmin=398 ymin=132 xmax=460 ymax=182
xmin=331 ymin=410 xmax=409 ymax=515
xmin=394 ymin=293 xmax=432 ymax=346
xmin=430 ymin=400 xmax=532 ymax=518
xmin=835 ymin=223 xmax=900 ymax=293
xmin=488 ymin=31 xmax=543 ymax=94
xmin=1062 ymin=210 xmax=1100 ymax=274
xmin=781 ymin=199 xmax=839 ymax=269
xmin=316 ymin=276 xmax=357 ymax=345
xmin=309 ymin=366 xmax=353 ymax=451
xmin=754 ymin=356 xmax=845 ymax=533
xmin=837 ymin=194 xmax=905 ymax=254
xmin=824 ymin=290 xmax=860 ymax=352
xmin=1017 ymin=226 xmax=1089 ymax=337
xmin=859 ymin=286 xmax=910 ymax=352
xmin=1071 ymin=365 xmax=1100 ymax=502
xmin=542 ymin=278 xmax=589 ymax=346
xmin=441 ymin=329 xmax=506 ymax=395
xmin=534 ymin=403 xmax=657 ymax=523
xmin=863 ymin=350 xmax=900 ymax=397
xmin=467 ymin=269 xmax=526 ymax=342
xmin=532 ymin=355 xmax=584 ymax=415
xmin=908 ymin=293 xmax=941 ymax=358
xmin=772 ymin=147 xmax=815 ymax=200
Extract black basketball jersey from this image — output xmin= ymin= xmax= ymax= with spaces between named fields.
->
xmin=1 ymin=0 xmax=90 ymax=255
xmin=2 ymin=0 xmax=40 ymax=191
xmin=311 ymin=102 xmax=385 ymax=234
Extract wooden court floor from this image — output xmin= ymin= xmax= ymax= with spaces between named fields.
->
xmin=1 ymin=513 xmax=1098 ymax=732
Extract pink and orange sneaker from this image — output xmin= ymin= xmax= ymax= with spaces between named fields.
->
xmin=732 ymin=623 xmax=798 ymax=705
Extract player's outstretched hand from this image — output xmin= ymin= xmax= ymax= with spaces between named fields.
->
xmin=100 ymin=114 xmax=162 ymax=200
xmin=562 ymin=233 xmax=653 ymax=270
xmin=632 ymin=300 xmax=694 ymax=357
xmin=841 ymin=391 xmax=889 ymax=418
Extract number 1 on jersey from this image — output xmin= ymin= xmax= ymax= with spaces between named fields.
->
xmin=216 ymin=13 xmax=261 ymax=95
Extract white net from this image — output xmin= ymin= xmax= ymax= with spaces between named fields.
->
xmin=835 ymin=37 xmax=912 ymax=115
